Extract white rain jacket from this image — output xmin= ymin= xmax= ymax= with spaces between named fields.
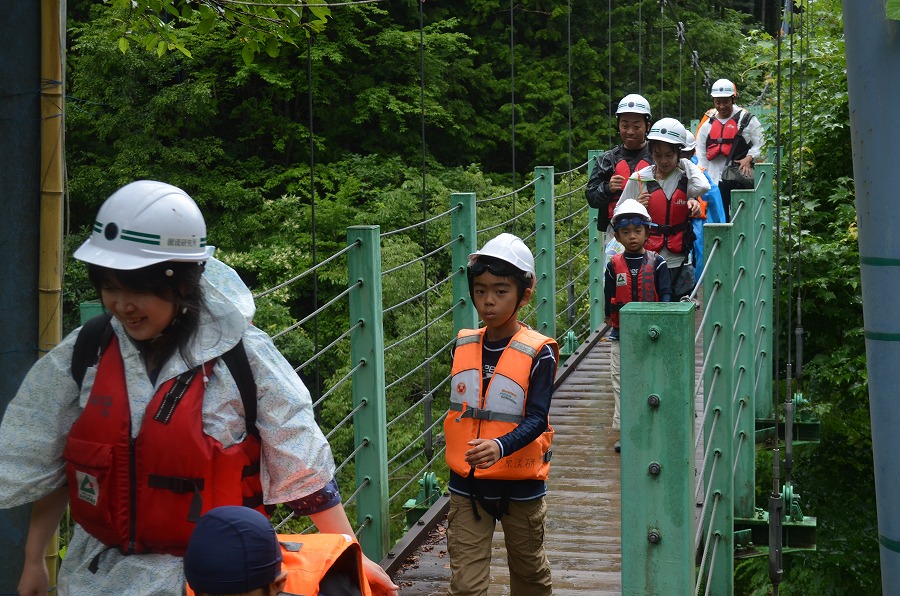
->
xmin=0 ymin=257 xmax=336 ymax=595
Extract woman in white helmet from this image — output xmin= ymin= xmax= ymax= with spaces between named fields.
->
xmin=0 ymin=181 xmax=398 ymax=596
xmin=585 ymin=93 xmax=654 ymax=236
xmin=617 ymin=117 xmax=710 ymax=300
xmin=694 ymin=78 xmax=766 ymax=221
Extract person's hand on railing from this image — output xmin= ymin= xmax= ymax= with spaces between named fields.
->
xmin=363 ymin=555 xmax=400 ymax=595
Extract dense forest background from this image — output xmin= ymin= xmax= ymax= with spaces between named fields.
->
xmin=59 ymin=0 xmax=875 ymax=592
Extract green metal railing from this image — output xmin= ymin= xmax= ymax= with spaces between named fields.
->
xmin=242 ymin=160 xmax=597 ymax=563
xmin=618 ymin=164 xmax=813 ymax=595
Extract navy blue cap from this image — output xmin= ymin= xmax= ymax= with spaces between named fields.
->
xmin=184 ymin=506 xmax=282 ymax=594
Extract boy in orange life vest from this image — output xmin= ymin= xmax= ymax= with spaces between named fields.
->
xmin=618 ymin=117 xmax=709 ymax=302
xmin=586 ymin=93 xmax=654 ymax=235
xmin=445 ymin=233 xmax=558 ymax=596
xmin=604 ymin=199 xmax=673 ymax=452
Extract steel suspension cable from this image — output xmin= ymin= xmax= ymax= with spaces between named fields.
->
xmin=417 ymin=0 xmax=432 ymax=420
xmin=510 ymin=0 xmax=517 ymax=234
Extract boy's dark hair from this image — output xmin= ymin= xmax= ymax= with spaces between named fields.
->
xmin=88 ymin=260 xmax=207 ymax=366
xmin=467 ymin=255 xmax=531 ymax=302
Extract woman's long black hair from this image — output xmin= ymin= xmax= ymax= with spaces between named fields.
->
xmin=88 ymin=261 xmax=207 ymax=368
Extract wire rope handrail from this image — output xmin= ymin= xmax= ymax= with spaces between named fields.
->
xmin=382 ymin=236 xmax=456 ymax=276
xmin=387 ymin=373 xmax=451 ymax=430
xmin=731 ymin=429 xmax=746 ymax=477
xmin=385 ymin=338 xmax=453 ymax=392
xmin=388 ymin=447 xmax=447 ymax=504
xmin=554 ymin=223 xmax=592 ymax=255
xmin=295 ymin=320 xmax=361 ymax=374
xmin=475 ymin=175 xmax=541 ymax=204
xmin=731 ymin=200 xmax=745 ymax=224
xmin=695 ymin=494 xmax=720 ymax=596
xmin=695 ymin=328 xmax=719 ymax=395
xmin=389 ymin=448 xmax=425 ymax=478
xmin=689 ymin=238 xmax=720 ymax=302
xmin=383 ymin=271 xmax=455 ymax=315
xmin=553 ymin=158 xmax=590 ymax=177
xmin=702 ymin=531 xmax=722 ymax=596
xmin=387 ymin=409 xmax=449 ymax=467
xmin=272 ymin=281 xmax=359 ymax=340
xmin=731 ymin=333 xmax=746 ymax=369
xmin=556 ymin=236 xmax=591 ymax=271
xmin=695 ymin=453 xmax=721 ymax=551
xmin=554 ymin=202 xmax=590 ymax=225
xmin=731 ymin=393 xmax=745 ymax=439
xmin=313 ymin=359 xmax=364 ymax=409
xmin=695 ymin=368 xmax=720 ymax=452
xmin=253 ymin=240 xmax=359 ymax=300
xmin=384 ymin=302 xmax=456 ymax=353
xmin=344 ymin=478 xmax=371 ymax=510
xmin=695 ymin=410 xmax=720 ymax=503
xmin=324 ymin=398 xmax=367 ymax=441
xmin=477 ymin=202 xmax=539 ymax=235
xmin=554 ymin=180 xmax=589 ymax=200
xmin=558 ymin=306 xmax=592 ymax=343
xmin=380 ymin=205 xmax=459 ymax=238
xmin=695 ymin=286 xmax=719 ymax=344
xmin=334 ymin=437 xmax=369 ymax=478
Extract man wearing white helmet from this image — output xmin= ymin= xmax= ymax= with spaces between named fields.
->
xmin=0 ymin=181 xmax=398 ymax=596
xmin=446 ymin=233 xmax=557 ymax=595
xmin=586 ymin=93 xmax=654 ymax=234
xmin=617 ymin=117 xmax=710 ymax=300
xmin=604 ymin=199 xmax=672 ymax=452
xmin=695 ymin=78 xmax=766 ymax=221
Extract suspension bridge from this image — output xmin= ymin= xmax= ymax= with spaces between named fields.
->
xmin=204 ymin=158 xmax=810 ymax=595
xmin=5 ymin=0 xmax=900 ymax=594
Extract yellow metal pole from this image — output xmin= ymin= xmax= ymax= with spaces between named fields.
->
xmin=40 ymin=0 xmax=65 ymax=586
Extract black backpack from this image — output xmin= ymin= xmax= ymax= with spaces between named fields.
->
xmin=70 ymin=313 xmax=259 ymax=438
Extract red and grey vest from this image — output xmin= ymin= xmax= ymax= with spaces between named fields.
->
xmin=644 ymin=174 xmax=693 ymax=255
xmin=609 ymin=251 xmax=661 ymax=327
xmin=706 ymin=110 xmax=749 ymax=161
xmin=63 ymin=334 xmax=265 ymax=556
xmin=445 ymin=327 xmax=558 ymax=481
xmin=609 ymin=153 xmax=652 ymax=220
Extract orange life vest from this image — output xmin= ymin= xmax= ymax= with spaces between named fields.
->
xmin=63 ymin=334 xmax=265 ymax=556
xmin=445 ymin=327 xmax=558 ymax=481
xmin=185 ymin=533 xmax=372 ymax=596
xmin=609 ymin=251 xmax=661 ymax=327
xmin=706 ymin=110 xmax=748 ymax=161
xmin=644 ymin=175 xmax=694 ymax=255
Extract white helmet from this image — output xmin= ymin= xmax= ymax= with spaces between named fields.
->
xmin=683 ymin=130 xmax=697 ymax=152
xmin=648 ymin=117 xmax=687 ymax=147
xmin=74 ymin=180 xmax=215 ymax=270
xmin=616 ymin=93 xmax=652 ymax=120
xmin=710 ymin=78 xmax=737 ymax=98
xmin=468 ymin=233 xmax=535 ymax=283
xmin=613 ymin=198 xmax=651 ymax=225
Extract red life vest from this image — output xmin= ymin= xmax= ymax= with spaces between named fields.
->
xmin=185 ymin=533 xmax=373 ymax=596
xmin=445 ymin=327 xmax=558 ymax=481
xmin=609 ymin=251 xmax=661 ymax=327
xmin=644 ymin=175 xmax=693 ymax=255
xmin=706 ymin=110 xmax=746 ymax=160
xmin=609 ymin=154 xmax=652 ymax=220
xmin=62 ymin=334 xmax=265 ymax=556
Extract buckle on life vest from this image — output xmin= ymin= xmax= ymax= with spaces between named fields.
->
xmin=543 ymin=450 xmax=553 ymax=463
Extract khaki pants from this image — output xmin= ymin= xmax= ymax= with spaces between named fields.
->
xmin=611 ymin=339 xmax=620 ymax=431
xmin=447 ymin=493 xmax=552 ymax=596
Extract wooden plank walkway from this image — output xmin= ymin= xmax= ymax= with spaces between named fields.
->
xmin=391 ymin=333 xmax=623 ymax=595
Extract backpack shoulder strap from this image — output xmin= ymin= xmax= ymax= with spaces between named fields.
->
xmin=71 ymin=313 xmax=259 ymax=440
xmin=220 ymin=340 xmax=259 ymax=439
xmin=71 ymin=312 xmax=115 ymax=390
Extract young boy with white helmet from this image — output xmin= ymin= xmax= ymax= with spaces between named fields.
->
xmin=618 ymin=117 xmax=710 ymax=301
xmin=445 ymin=233 xmax=558 ymax=595
xmin=604 ymin=199 xmax=673 ymax=452
xmin=586 ymin=93 xmax=654 ymax=234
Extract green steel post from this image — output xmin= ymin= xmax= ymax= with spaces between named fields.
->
xmin=347 ymin=226 xmax=390 ymax=561
xmin=451 ymin=193 xmax=478 ymax=333
xmin=730 ymin=186 xmax=757 ymax=519
xmin=534 ymin=166 xmax=556 ymax=339
xmin=754 ymin=165 xmax=775 ymax=419
xmin=620 ymin=302 xmax=696 ymax=595
xmin=587 ymin=150 xmax=605 ymax=331
xmin=702 ymin=222 xmax=736 ymax=595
